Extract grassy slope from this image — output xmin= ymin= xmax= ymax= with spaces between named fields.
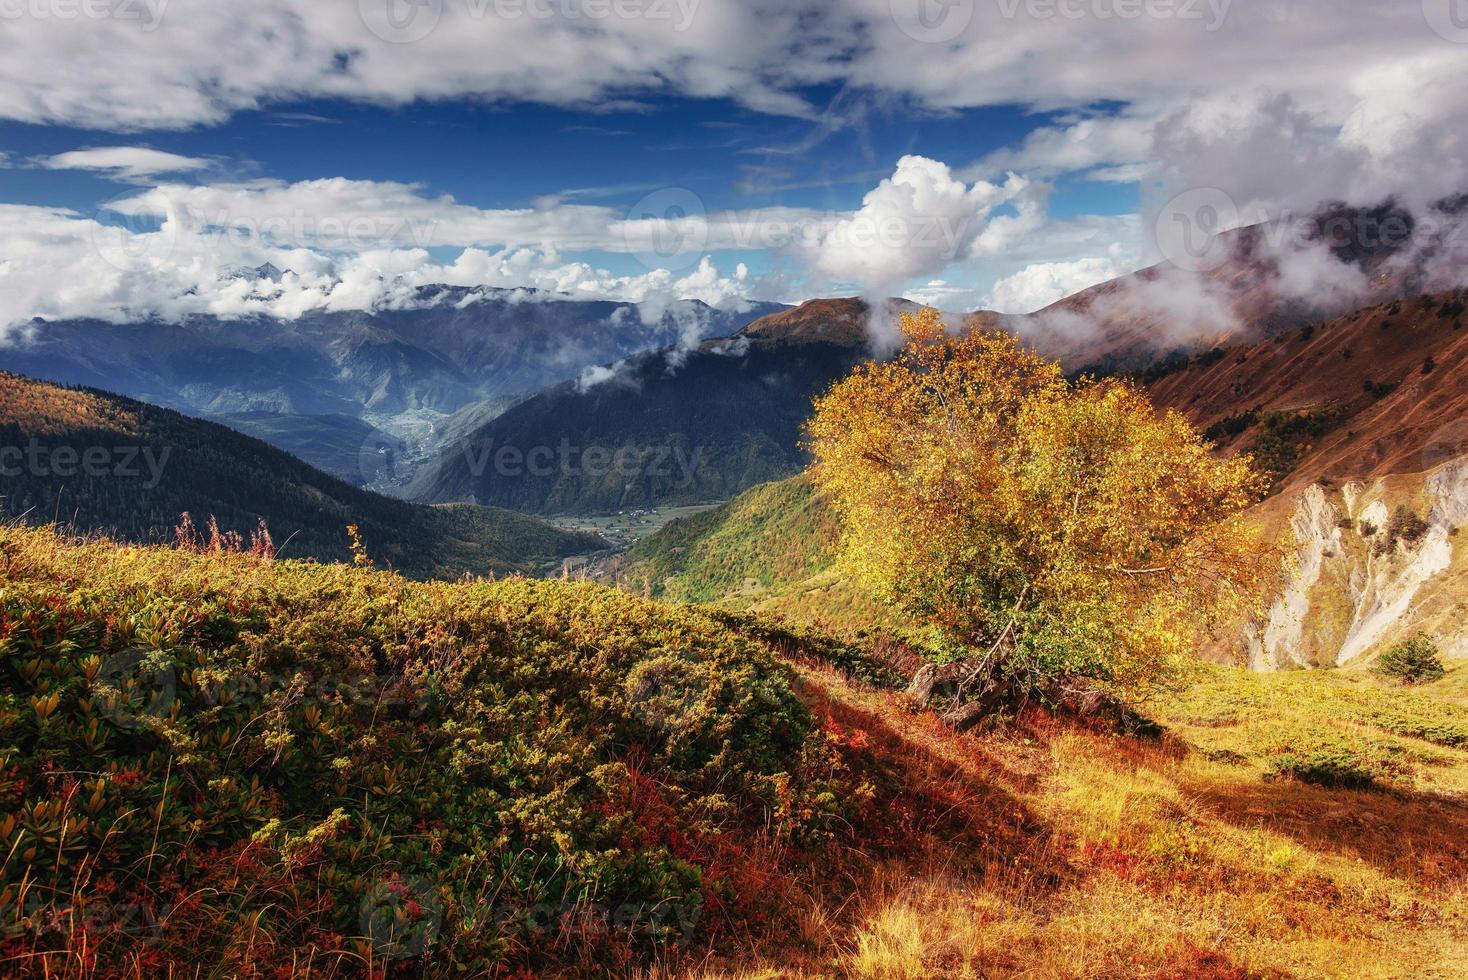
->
xmin=710 ymin=659 xmax=1468 ymax=979
xmin=0 ymin=524 xmax=856 ymax=976
xmin=620 ymin=474 xmax=897 ymax=634
xmin=0 ymin=372 xmax=603 ymax=579
xmin=625 ymin=475 xmax=838 ymax=602
xmin=1146 ymin=289 xmax=1468 ymax=487
xmin=3 ymin=525 xmax=1466 ymax=976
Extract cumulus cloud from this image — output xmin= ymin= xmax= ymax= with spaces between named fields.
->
xmin=1 ymin=1 xmax=1465 ymax=344
xmin=799 ymin=156 xmax=1037 ymax=293
xmin=38 ymin=146 xmax=211 ymax=180
xmin=0 ymin=153 xmax=1164 ymax=335
xmin=0 ymin=202 xmax=770 ymax=338
xmin=983 ymin=256 xmax=1128 ymax=314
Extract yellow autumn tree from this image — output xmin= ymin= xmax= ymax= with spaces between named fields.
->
xmin=806 ymin=307 xmax=1272 ymax=699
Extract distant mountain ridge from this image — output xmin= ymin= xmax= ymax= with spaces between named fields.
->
xmin=974 ymin=201 xmax=1452 ymax=375
xmin=625 ymin=286 xmax=1468 ymax=671
xmin=0 ymin=290 xmax=787 ymax=476
xmin=406 ymin=298 xmax=904 ymax=515
xmin=0 ymin=371 xmax=604 ymax=579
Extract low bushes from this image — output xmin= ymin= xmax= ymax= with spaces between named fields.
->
xmin=0 ymin=524 xmax=859 ymax=974
xmin=1264 ymin=748 xmax=1378 ymax=789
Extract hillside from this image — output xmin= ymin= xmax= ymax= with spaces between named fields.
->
xmin=4 ymin=523 xmax=1466 ymax=976
xmin=1145 ymin=289 xmax=1468 ymax=486
xmin=2 ymin=293 xmax=786 ymax=494
xmin=209 ymin=411 xmax=395 ymax=485
xmin=408 ymin=300 xmax=880 ymax=514
xmin=0 ymin=372 xmax=603 ymax=578
xmin=613 ymin=474 xmax=897 ymax=633
xmin=403 ymin=209 xmax=1436 ymax=518
xmin=1141 ymin=288 xmax=1468 ymax=668
xmin=625 ymin=290 xmax=1468 ymax=670
xmin=983 ymin=203 xmax=1434 ymax=375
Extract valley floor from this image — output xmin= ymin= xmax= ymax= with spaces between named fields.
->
xmin=651 ymin=659 xmax=1468 ymax=979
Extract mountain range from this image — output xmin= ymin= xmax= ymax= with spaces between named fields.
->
xmin=7 ymin=205 xmax=1468 ymax=669
xmin=405 ymin=299 xmax=901 ymax=514
xmin=0 ymin=371 xmax=603 ymax=578
xmin=619 ymin=283 xmax=1468 ymax=670
xmin=1 ymin=286 xmax=785 ymax=483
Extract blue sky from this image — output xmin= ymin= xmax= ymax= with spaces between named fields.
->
xmin=0 ymin=93 xmax=1137 ymax=243
xmin=0 ymin=2 xmax=1460 ymax=328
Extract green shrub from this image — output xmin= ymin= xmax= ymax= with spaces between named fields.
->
xmin=1242 ymin=406 xmax=1350 ymax=490
xmin=1265 ymin=748 xmax=1376 ymax=789
xmin=0 ymin=525 xmax=859 ymax=974
xmin=1375 ymin=632 xmax=1446 ymax=684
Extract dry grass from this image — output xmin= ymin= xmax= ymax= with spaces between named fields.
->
xmin=650 ymin=661 xmax=1468 ymax=979
xmin=8 ymin=523 xmax=1467 ymax=977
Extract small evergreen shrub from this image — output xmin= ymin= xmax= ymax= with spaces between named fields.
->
xmin=1375 ymin=632 xmax=1446 ymax=685
xmin=1386 ymin=505 xmax=1430 ymax=550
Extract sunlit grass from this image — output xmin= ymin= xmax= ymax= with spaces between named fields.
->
xmin=666 ymin=661 xmax=1468 ymax=978
xmin=5 ymin=523 xmax=1466 ymax=976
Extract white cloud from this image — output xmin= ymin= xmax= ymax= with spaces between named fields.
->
xmin=0 ymin=1 xmax=1462 ymax=342
xmin=0 ymin=203 xmax=772 ymax=337
xmin=983 ymin=256 xmax=1128 ymax=314
xmin=798 ymin=155 xmax=1037 ymax=294
xmin=0 ymin=158 xmax=1156 ymax=333
xmin=0 ymin=3 xmax=824 ymax=130
xmin=965 ymin=113 xmax=1156 ymax=182
xmin=39 ymin=146 xmax=211 ymax=179
xmin=0 ymin=2 xmax=1456 ymax=163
